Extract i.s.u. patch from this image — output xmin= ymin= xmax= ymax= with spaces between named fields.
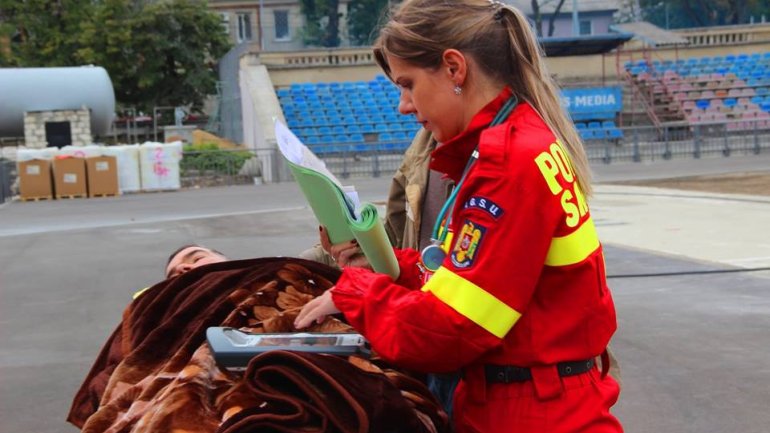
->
xmin=462 ymin=196 xmax=504 ymax=219
xmin=451 ymin=219 xmax=487 ymax=269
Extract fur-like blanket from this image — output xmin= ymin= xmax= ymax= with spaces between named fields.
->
xmin=67 ymin=257 xmax=448 ymax=433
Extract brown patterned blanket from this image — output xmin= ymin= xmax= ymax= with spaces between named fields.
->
xmin=67 ymin=257 xmax=448 ymax=433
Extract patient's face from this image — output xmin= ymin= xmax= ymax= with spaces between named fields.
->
xmin=166 ymin=247 xmax=227 ymax=279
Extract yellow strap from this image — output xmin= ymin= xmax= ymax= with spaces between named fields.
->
xmin=132 ymin=287 xmax=151 ymax=299
xmin=545 ymin=217 xmax=600 ymax=267
xmin=422 ymin=267 xmax=521 ymax=338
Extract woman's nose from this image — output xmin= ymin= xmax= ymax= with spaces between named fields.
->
xmin=398 ymin=92 xmax=414 ymax=115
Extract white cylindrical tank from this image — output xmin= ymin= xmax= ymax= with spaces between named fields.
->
xmin=0 ymin=66 xmax=116 ymax=137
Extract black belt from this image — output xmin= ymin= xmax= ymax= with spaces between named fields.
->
xmin=484 ymin=359 xmax=595 ymax=384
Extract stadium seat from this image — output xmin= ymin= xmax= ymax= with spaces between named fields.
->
xmin=375 ymin=123 xmax=389 ymax=132
xmin=349 ymin=133 xmax=365 ymax=143
xmin=606 ymin=128 xmax=624 ymax=139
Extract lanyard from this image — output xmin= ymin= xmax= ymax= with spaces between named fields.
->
xmin=421 ymin=94 xmax=518 ymax=272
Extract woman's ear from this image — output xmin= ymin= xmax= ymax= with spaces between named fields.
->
xmin=442 ymin=49 xmax=468 ymax=86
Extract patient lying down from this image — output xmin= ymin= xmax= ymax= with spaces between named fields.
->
xmin=68 ymin=253 xmax=448 ymax=433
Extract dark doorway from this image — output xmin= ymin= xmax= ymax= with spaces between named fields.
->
xmin=45 ymin=121 xmax=72 ymax=148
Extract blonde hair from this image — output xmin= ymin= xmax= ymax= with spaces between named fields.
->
xmin=373 ymin=0 xmax=593 ymax=195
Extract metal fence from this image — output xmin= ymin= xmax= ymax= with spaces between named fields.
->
xmin=181 ymin=120 xmax=770 ymax=184
xmin=0 ymin=158 xmax=14 ymax=204
xmin=1 ymin=122 xmax=768 ymax=200
xmin=584 ymin=121 xmax=769 ymax=164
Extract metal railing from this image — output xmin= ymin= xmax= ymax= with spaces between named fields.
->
xmin=0 ymin=158 xmax=14 ymax=204
xmin=182 ymin=121 xmax=770 ymax=184
xmin=1 ymin=122 xmax=767 ymax=201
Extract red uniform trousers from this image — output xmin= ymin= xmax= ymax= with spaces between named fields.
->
xmin=454 ymin=366 xmax=622 ymax=433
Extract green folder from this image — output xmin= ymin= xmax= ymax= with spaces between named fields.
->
xmin=285 ymin=160 xmax=400 ymax=280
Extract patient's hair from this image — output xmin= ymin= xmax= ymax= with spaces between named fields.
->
xmin=165 ymin=244 xmax=226 ymax=268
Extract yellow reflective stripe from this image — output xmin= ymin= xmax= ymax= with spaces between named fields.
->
xmin=422 ymin=267 xmax=521 ymax=338
xmin=545 ymin=217 xmax=600 ymax=267
xmin=132 ymin=287 xmax=151 ymax=299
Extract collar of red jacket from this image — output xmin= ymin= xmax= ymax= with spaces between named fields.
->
xmin=429 ymin=86 xmax=514 ymax=182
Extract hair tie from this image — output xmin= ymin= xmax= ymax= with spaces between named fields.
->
xmin=488 ymin=0 xmax=505 ymax=21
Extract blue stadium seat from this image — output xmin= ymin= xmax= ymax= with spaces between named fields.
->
xmin=318 ymin=126 xmax=332 ymax=135
xmin=384 ymin=113 xmax=401 ymax=123
xmin=588 ymin=121 xmax=601 ymax=130
xmin=332 ymin=125 xmax=346 ymax=134
xmin=347 ymin=125 xmax=362 ymax=134
xmin=349 ymin=133 xmax=365 ymax=143
xmin=287 ymin=119 xmax=301 ymax=129
xmin=575 ymin=122 xmax=587 ymax=130
xmin=606 ymin=128 xmax=624 ymax=139
xmin=388 ymin=122 xmax=403 ymax=131
xmin=724 ymin=98 xmax=738 ymax=108
xmin=360 ymin=124 xmax=375 ymax=133
xmin=601 ymin=120 xmax=616 ymax=129
xmin=695 ymin=99 xmax=711 ymax=110
xmin=393 ymin=131 xmax=409 ymax=141
xmin=379 ymin=132 xmax=394 ymax=141
xmin=375 ymin=123 xmax=389 ymax=132
xmin=306 ymin=136 xmax=320 ymax=145
xmin=277 ymin=89 xmax=291 ymax=98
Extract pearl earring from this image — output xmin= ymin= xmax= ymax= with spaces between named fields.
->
xmin=454 ymin=85 xmax=463 ymax=95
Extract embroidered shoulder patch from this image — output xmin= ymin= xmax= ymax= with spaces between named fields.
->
xmin=462 ymin=196 xmax=504 ymax=219
xmin=451 ymin=219 xmax=487 ymax=269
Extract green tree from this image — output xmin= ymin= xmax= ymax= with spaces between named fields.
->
xmin=299 ymin=0 xmax=341 ymax=47
xmin=640 ymin=0 xmax=770 ymax=28
xmin=0 ymin=0 xmax=92 ymax=66
xmin=347 ymin=0 xmax=389 ymax=45
xmin=0 ymin=0 xmax=230 ymax=110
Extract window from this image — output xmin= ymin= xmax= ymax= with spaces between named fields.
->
xmin=274 ymin=10 xmax=289 ymax=40
xmin=579 ymin=19 xmax=592 ymax=36
xmin=220 ymin=12 xmax=230 ymax=35
xmin=237 ymin=12 xmax=252 ymax=43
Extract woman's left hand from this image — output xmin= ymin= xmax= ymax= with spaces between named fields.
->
xmin=294 ymin=290 xmax=341 ymax=329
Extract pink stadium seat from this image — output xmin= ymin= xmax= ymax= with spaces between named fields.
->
xmin=728 ymin=89 xmax=742 ymax=97
xmin=701 ymin=90 xmax=715 ymax=98
xmin=710 ymin=98 xmax=723 ymax=107
xmin=712 ymin=112 xmax=727 ymax=122
xmin=679 ymin=83 xmax=694 ymax=92
xmin=740 ymin=88 xmax=756 ymax=97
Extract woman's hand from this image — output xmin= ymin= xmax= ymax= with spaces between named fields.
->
xmin=320 ymin=226 xmax=372 ymax=269
xmin=294 ymin=290 xmax=341 ymax=329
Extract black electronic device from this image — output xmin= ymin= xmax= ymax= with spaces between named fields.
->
xmin=206 ymin=327 xmax=371 ymax=371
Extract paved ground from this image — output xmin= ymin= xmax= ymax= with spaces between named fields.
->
xmin=1 ymin=153 xmax=769 ymax=433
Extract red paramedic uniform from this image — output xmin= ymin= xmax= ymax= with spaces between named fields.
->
xmin=331 ymin=88 xmax=623 ymax=433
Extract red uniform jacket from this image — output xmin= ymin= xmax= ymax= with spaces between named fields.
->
xmin=332 ymin=88 xmax=617 ymax=392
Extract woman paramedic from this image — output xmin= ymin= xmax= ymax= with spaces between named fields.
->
xmin=295 ymin=0 xmax=623 ymax=431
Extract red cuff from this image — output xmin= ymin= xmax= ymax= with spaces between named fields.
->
xmin=393 ymin=248 xmax=422 ymax=288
